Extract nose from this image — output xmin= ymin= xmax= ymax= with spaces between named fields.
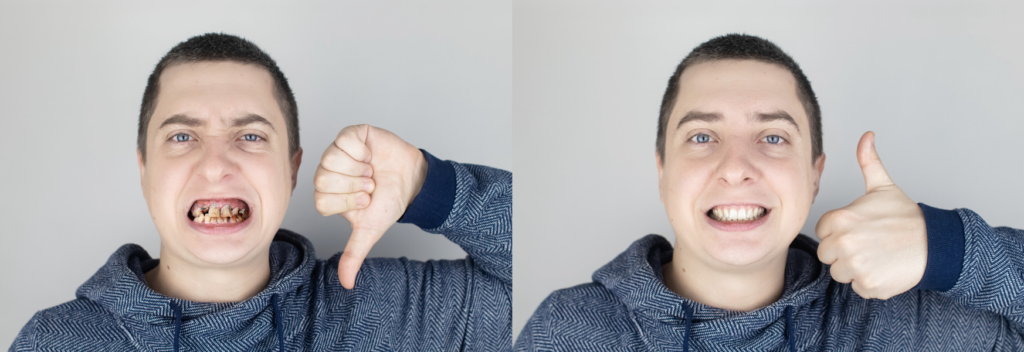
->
xmin=714 ymin=142 xmax=760 ymax=186
xmin=195 ymin=140 xmax=239 ymax=184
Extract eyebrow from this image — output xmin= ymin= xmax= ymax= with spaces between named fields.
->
xmin=157 ymin=113 xmax=276 ymax=131
xmin=158 ymin=114 xmax=203 ymax=129
xmin=675 ymin=110 xmax=800 ymax=132
xmin=675 ymin=111 xmax=722 ymax=129
xmin=231 ymin=114 xmax=276 ymax=131
xmin=756 ymin=111 xmax=800 ymax=132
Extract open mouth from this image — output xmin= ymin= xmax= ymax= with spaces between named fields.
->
xmin=707 ymin=205 xmax=769 ymax=223
xmin=188 ymin=199 xmax=250 ymax=224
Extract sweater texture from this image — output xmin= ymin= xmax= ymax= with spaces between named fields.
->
xmin=516 ymin=204 xmax=1024 ymax=351
xmin=11 ymin=151 xmax=512 ymax=351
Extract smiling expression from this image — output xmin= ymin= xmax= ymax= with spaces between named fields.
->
xmin=657 ymin=59 xmax=825 ymax=269
xmin=138 ymin=61 xmax=301 ymax=267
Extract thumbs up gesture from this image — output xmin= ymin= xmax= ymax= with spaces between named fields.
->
xmin=815 ymin=131 xmax=928 ymax=300
xmin=313 ymin=124 xmax=427 ymax=289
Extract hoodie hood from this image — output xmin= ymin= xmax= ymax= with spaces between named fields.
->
xmin=593 ymin=234 xmax=828 ymax=351
xmin=75 ymin=229 xmax=314 ymax=351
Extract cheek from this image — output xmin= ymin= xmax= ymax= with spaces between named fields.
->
xmin=763 ymin=162 xmax=815 ymax=211
xmin=238 ymin=155 xmax=293 ymax=213
xmin=144 ymin=162 xmax=193 ymax=223
xmin=662 ymin=163 xmax=711 ymax=216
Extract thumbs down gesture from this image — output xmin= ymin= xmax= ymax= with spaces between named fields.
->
xmin=815 ymin=131 xmax=928 ymax=300
xmin=314 ymin=124 xmax=427 ymax=289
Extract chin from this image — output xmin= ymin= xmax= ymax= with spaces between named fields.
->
xmin=702 ymin=233 xmax=778 ymax=267
xmin=185 ymin=235 xmax=263 ymax=265
xmin=704 ymin=241 xmax=774 ymax=266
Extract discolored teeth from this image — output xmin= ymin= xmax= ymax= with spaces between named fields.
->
xmin=711 ymin=206 xmax=766 ymax=222
xmin=190 ymin=203 xmax=250 ymax=224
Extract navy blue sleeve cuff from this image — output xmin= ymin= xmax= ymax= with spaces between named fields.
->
xmin=397 ymin=149 xmax=456 ymax=229
xmin=914 ymin=203 xmax=966 ymax=292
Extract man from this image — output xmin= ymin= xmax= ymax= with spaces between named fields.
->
xmin=10 ymin=33 xmax=511 ymax=351
xmin=515 ymin=34 xmax=1024 ymax=351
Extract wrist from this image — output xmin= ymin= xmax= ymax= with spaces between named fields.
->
xmin=397 ymin=149 xmax=456 ymax=229
xmin=405 ymin=148 xmax=428 ymax=207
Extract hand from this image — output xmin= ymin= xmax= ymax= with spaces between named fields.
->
xmin=313 ymin=124 xmax=428 ymax=289
xmin=815 ymin=131 xmax=927 ymax=300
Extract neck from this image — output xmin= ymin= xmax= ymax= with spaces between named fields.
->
xmin=144 ymin=249 xmax=271 ymax=303
xmin=661 ymin=245 xmax=787 ymax=312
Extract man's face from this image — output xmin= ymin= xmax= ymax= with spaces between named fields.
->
xmin=657 ymin=59 xmax=825 ymax=270
xmin=138 ymin=61 xmax=301 ymax=267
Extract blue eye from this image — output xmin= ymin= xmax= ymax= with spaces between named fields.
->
xmin=763 ymin=135 xmax=784 ymax=144
xmin=691 ymin=133 xmax=712 ymax=143
xmin=242 ymin=134 xmax=261 ymax=142
xmin=173 ymin=133 xmax=191 ymax=142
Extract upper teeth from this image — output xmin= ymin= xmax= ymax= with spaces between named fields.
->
xmin=712 ymin=206 xmax=765 ymax=222
xmin=192 ymin=203 xmax=249 ymax=224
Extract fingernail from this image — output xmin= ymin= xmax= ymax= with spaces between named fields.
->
xmin=364 ymin=168 xmax=372 ymax=177
xmin=363 ymin=182 xmax=373 ymax=192
xmin=357 ymin=194 xmax=369 ymax=207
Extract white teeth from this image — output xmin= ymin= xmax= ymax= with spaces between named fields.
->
xmin=712 ymin=206 xmax=767 ymax=222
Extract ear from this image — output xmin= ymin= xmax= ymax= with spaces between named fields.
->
xmin=137 ymin=148 xmax=148 ymax=198
xmin=811 ymin=153 xmax=826 ymax=202
xmin=290 ymin=147 xmax=303 ymax=192
xmin=656 ymin=151 xmax=666 ymax=204
xmin=137 ymin=148 xmax=146 ymax=179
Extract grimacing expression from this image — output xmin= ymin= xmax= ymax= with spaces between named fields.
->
xmin=657 ymin=59 xmax=825 ymax=270
xmin=137 ymin=61 xmax=301 ymax=267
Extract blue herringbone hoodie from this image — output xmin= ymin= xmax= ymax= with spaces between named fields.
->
xmin=11 ymin=151 xmax=512 ymax=351
xmin=516 ymin=205 xmax=1024 ymax=351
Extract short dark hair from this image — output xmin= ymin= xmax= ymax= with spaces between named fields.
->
xmin=137 ymin=33 xmax=299 ymax=163
xmin=656 ymin=34 xmax=821 ymax=164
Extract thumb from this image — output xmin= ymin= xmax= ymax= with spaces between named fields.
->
xmin=337 ymin=228 xmax=378 ymax=289
xmin=856 ymin=131 xmax=895 ymax=193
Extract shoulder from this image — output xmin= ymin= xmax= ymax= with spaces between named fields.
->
xmin=530 ymin=282 xmax=637 ymax=334
xmin=518 ymin=283 xmax=642 ymax=351
xmin=13 ymin=299 xmax=134 ymax=351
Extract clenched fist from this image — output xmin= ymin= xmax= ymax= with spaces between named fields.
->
xmin=815 ymin=131 xmax=928 ymax=300
xmin=313 ymin=124 xmax=427 ymax=289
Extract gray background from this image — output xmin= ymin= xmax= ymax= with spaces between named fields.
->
xmin=0 ymin=1 xmax=511 ymax=346
xmin=514 ymin=1 xmax=1024 ymax=338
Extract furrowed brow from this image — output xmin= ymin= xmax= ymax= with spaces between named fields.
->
xmin=755 ymin=111 xmax=800 ymax=132
xmin=676 ymin=111 xmax=722 ymax=129
xmin=232 ymin=114 xmax=276 ymax=130
xmin=158 ymin=114 xmax=203 ymax=129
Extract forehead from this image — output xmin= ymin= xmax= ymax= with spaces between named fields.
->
xmin=151 ymin=61 xmax=283 ymax=128
xmin=671 ymin=59 xmax=807 ymax=129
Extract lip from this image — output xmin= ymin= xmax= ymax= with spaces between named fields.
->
xmin=704 ymin=203 xmax=772 ymax=232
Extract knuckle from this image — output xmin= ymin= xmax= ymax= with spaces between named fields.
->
xmin=847 ymin=254 xmax=865 ymax=270
xmin=344 ymin=194 xmax=358 ymax=209
xmin=314 ymin=175 xmax=330 ymax=191
xmin=314 ymin=197 xmax=331 ymax=215
xmin=835 ymin=234 xmax=857 ymax=251
xmin=320 ymin=151 xmax=336 ymax=168
xmin=858 ymin=274 xmax=879 ymax=290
